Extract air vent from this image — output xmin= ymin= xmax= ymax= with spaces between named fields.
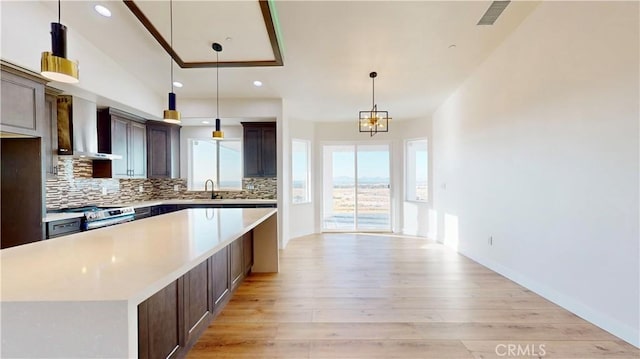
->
xmin=477 ymin=1 xmax=511 ymax=25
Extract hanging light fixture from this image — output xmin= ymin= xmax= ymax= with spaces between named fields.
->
xmin=212 ymin=42 xmax=224 ymax=139
xmin=359 ymin=71 xmax=390 ymax=137
xmin=40 ymin=0 xmax=79 ymax=83
xmin=163 ymin=0 xmax=181 ymax=124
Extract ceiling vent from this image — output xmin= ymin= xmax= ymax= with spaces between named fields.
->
xmin=477 ymin=1 xmax=511 ymax=25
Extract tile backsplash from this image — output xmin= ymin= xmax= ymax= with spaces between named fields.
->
xmin=46 ymin=158 xmax=276 ymax=210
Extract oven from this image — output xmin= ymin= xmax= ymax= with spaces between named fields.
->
xmin=83 ymin=207 xmax=136 ymax=230
xmin=49 ymin=206 xmax=136 ymax=233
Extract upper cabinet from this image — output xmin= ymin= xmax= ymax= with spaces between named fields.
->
xmin=147 ymin=122 xmax=180 ymax=179
xmin=242 ymin=122 xmax=276 ymax=178
xmin=0 ymin=67 xmax=46 ymax=137
xmin=95 ymin=108 xmax=147 ymax=178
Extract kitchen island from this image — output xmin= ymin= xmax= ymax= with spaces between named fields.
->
xmin=1 ymin=207 xmax=278 ymax=358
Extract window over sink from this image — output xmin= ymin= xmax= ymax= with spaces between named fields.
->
xmin=188 ymin=138 xmax=242 ymax=191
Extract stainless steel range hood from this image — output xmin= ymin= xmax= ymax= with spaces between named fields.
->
xmin=57 ymin=95 xmax=122 ymax=160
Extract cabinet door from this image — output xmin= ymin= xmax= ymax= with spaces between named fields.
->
xmin=184 ymin=260 xmax=212 ymax=344
xmin=212 ymin=246 xmax=230 ymax=308
xmin=129 ymin=121 xmax=147 ymax=178
xmin=111 ymin=117 xmax=129 ymax=178
xmin=43 ymin=94 xmax=58 ymax=178
xmin=242 ymin=231 xmax=254 ymax=275
xmin=261 ymin=126 xmax=277 ymax=177
xmin=230 ymin=238 xmax=244 ymax=291
xmin=147 ymin=124 xmax=170 ymax=178
xmin=0 ymin=70 xmax=44 ymax=136
xmin=138 ymin=280 xmax=184 ymax=359
xmin=243 ymin=127 xmax=262 ymax=177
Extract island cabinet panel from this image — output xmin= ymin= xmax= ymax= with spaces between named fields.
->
xmin=212 ymin=246 xmax=230 ymax=308
xmin=243 ymin=231 xmax=254 ymax=275
xmin=138 ymin=279 xmax=185 ymax=359
xmin=183 ymin=259 xmax=213 ymax=345
xmin=230 ymin=237 xmax=244 ymax=291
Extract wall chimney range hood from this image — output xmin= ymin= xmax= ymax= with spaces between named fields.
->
xmin=57 ymin=95 xmax=122 ymax=160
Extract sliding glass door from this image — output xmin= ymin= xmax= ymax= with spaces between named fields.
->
xmin=322 ymin=144 xmax=391 ymax=232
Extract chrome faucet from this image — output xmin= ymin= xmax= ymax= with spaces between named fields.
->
xmin=204 ymin=179 xmax=216 ymax=199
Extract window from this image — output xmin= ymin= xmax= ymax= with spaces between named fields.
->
xmin=188 ymin=138 xmax=242 ymax=191
xmin=292 ymin=139 xmax=311 ymax=204
xmin=406 ymin=139 xmax=428 ymax=202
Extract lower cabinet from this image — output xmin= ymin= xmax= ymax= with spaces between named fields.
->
xmin=138 ymin=280 xmax=184 ymax=359
xmin=138 ymin=232 xmax=253 ymax=359
xmin=230 ymin=237 xmax=244 ymax=291
xmin=212 ymin=246 xmax=230 ymax=308
xmin=183 ymin=260 xmax=213 ymax=344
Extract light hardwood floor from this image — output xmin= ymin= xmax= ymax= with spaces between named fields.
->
xmin=187 ymin=233 xmax=639 ymax=358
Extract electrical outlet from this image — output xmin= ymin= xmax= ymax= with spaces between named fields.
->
xmin=174 ymin=185 xmax=180 ymax=192
xmin=138 ymin=185 xmax=144 ymax=193
xmin=101 ymin=187 xmax=108 ymax=195
xmin=488 ymin=236 xmax=493 ymax=245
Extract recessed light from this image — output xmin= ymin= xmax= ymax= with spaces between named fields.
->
xmin=173 ymin=81 xmax=183 ymax=88
xmin=225 ymin=37 xmax=232 ymax=41
xmin=202 ymin=120 xmax=210 ymax=124
xmin=448 ymin=44 xmax=457 ymax=49
xmin=253 ymin=80 xmax=263 ymax=87
xmin=94 ymin=5 xmax=112 ymax=17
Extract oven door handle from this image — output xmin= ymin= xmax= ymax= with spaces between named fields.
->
xmin=85 ymin=215 xmax=135 ymax=230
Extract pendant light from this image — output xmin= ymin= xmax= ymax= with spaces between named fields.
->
xmin=212 ymin=42 xmax=224 ymax=139
xmin=41 ymin=0 xmax=79 ymax=83
xmin=358 ymin=71 xmax=390 ymax=137
xmin=163 ymin=0 xmax=181 ymax=124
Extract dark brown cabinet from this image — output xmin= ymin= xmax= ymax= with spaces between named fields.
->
xmin=212 ymin=246 xmax=230 ymax=307
xmin=147 ymin=122 xmax=180 ymax=179
xmin=183 ymin=260 xmax=213 ymax=344
xmin=0 ymin=68 xmax=45 ymax=137
xmin=138 ymin=280 xmax=184 ymax=359
xmin=96 ymin=108 xmax=147 ymax=178
xmin=137 ymin=234 xmax=252 ymax=358
xmin=242 ymin=122 xmax=276 ymax=177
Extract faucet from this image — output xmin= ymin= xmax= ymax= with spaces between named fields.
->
xmin=204 ymin=179 xmax=216 ymax=199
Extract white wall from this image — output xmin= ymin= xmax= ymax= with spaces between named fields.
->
xmin=432 ymin=1 xmax=639 ymax=346
xmin=288 ymin=118 xmax=316 ymax=239
xmin=0 ymin=1 xmax=163 ymax=119
xmin=313 ymin=119 xmax=431 ymax=235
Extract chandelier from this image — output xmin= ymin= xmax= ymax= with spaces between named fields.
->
xmin=359 ymin=71 xmax=389 ymax=136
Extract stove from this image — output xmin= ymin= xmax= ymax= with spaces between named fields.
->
xmin=59 ymin=205 xmax=136 ymax=231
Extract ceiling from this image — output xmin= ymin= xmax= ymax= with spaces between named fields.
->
xmin=43 ymin=1 xmax=539 ymax=122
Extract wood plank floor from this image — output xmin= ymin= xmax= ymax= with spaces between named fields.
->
xmin=187 ymin=233 xmax=639 ymax=358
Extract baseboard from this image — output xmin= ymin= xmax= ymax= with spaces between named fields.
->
xmin=441 ymin=241 xmax=639 ymax=348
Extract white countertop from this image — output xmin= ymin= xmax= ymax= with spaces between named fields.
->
xmin=4 ymin=208 xmax=276 ymax=304
xmin=43 ymin=199 xmax=277 ymax=222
